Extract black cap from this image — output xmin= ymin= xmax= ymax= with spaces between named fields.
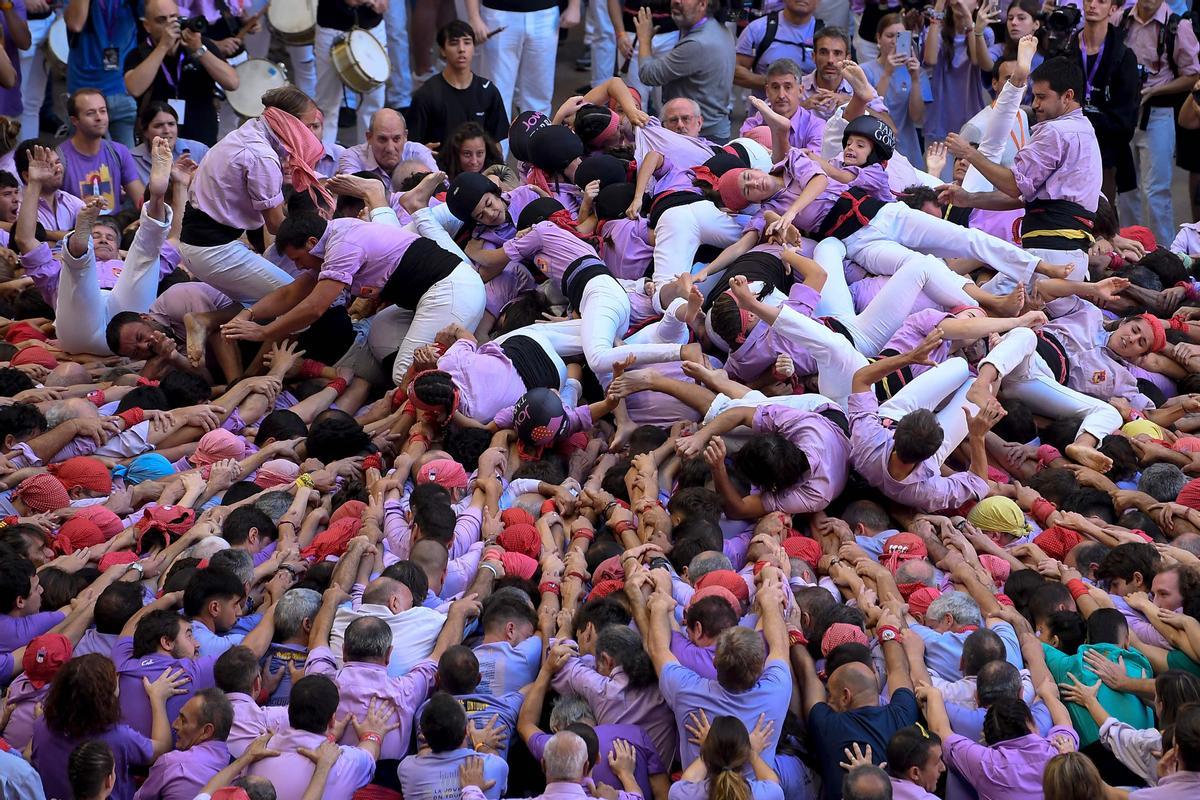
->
xmin=446 ymin=172 xmax=502 ymax=223
xmin=509 ymin=110 xmax=552 ymax=163
xmin=595 ymin=183 xmax=636 ymax=222
xmin=516 ymin=196 xmax=566 ymax=231
xmin=527 ymin=125 xmax=584 ymax=174
xmin=573 ymin=154 xmax=629 ymax=190
xmin=701 ymin=150 xmax=744 ymax=177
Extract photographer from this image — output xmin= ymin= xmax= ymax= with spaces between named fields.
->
xmin=124 ymin=0 xmax=239 ymax=146
xmin=1067 ymin=0 xmax=1140 ymax=204
xmin=1116 ymin=0 xmax=1199 ymax=247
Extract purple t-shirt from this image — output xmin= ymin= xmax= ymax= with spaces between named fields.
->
xmin=529 ymin=724 xmax=665 ymax=798
xmin=0 ymin=611 xmax=65 ymax=653
xmin=0 ymin=0 xmax=24 ymax=117
xmin=59 ymin=138 xmax=141 ymax=210
xmin=112 ymin=635 xmax=218 ymax=739
xmin=32 ymin=721 xmax=153 ymax=800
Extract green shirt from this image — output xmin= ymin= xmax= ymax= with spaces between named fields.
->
xmin=1042 ymin=642 xmax=1155 ymax=746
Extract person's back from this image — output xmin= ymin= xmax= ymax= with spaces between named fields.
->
xmin=399 ymin=693 xmax=509 ymax=800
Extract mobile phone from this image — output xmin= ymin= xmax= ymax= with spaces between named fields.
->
xmin=896 ymin=30 xmax=912 ymax=58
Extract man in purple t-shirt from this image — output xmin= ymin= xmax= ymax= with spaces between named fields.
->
xmin=58 ymin=89 xmax=145 ymax=211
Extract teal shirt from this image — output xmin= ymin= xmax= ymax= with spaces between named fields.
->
xmin=1042 ymin=642 xmax=1155 ymax=746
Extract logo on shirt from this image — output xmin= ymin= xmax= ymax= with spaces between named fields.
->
xmin=1091 ymin=370 xmax=1108 ymax=384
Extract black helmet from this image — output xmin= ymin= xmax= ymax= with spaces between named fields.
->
xmin=512 ymin=388 xmax=567 ymax=446
xmin=516 ymin=197 xmax=566 ymax=231
xmin=509 ymin=110 xmax=551 ymax=163
xmin=842 ymin=115 xmax=896 ymax=165
xmin=446 ymin=172 xmax=501 ymax=223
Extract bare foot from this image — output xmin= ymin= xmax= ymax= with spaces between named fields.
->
xmin=681 ymin=359 xmax=727 ymax=388
xmin=401 ymin=170 xmax=447 ymax=213
xmin=1035 ymin=261 xmax=1073 ymax=280
xmin=982 ymin=284 xmax=1025 ymax=317
xmin=964 ymin=367 xmax=996 ymax=409
xmin=183 ymin=313 xmax=208 ymax=367
xmin=1064 ymin=442 xmax=1114 ymax=473
xmin=148 ymin=136 xmax=173 ymax=199
xmin=678 ymin=284 xmax=704 ymax=325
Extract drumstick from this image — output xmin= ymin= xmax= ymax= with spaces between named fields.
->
xmin=485 ymin=25 xmax=505 ymax=38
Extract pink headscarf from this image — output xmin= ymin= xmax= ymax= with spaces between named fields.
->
xmin=191 ymin=429 xmax=245 ymax=468
xmin=254 ymin=459 xmax=300 ymax=489
xmin=261 ymin=106 xmax=334 ymax=208
xmin=415 ymin=458 xmax=469 ymax=489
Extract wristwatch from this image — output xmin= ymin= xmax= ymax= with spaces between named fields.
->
xmin=192 ymin=44 xmax=209 ymax=58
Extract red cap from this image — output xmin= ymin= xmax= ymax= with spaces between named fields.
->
xmin=9 ymin=346 xmax=58 ymax=369
xmin=211 ymin=790 xmax=251 ymax=800
xmin=330 ymin=500 xmax=366 ymax=524
xmin=821 ymin=622 xmax=870 ymax=657
xmin=694 ymin=569 xmax=750 ymax=607
xmin=22 ymin=633 xmax=71 ymax=688
xmin=782 ymin=535 xmax=821 ymax=568
xmin=907 ymin=587 xmax=942 ymax=618
xmin=1119 ymin=225 xmax=1156 ymax=252
xmin=1140 ymin=313 xmax=1167 ymax=353
xmin=590 ymin=578 xmax=625 ymax=599
xmin=500 ymin=508 xmax=535 ymax=527
xmin=500 ymin=551 xmax=538 ymax=581
xmin=98 ymin=551 xmax=139 ymax=572
xmin=1033 ymin=526 xmax=1084 ymax=561
xmin=687 ymin=585 xmax=741 ymax=611
xmin=498 ymin=522 xmax=541 ymax=559
xmin=717 ymin=168 xmax=749 ymax=212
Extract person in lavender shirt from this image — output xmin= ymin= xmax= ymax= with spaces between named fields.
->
xmin=668 ymin=713 xmax=783 ymax=800
xmin=879 ymin=724 xmax=946 ymax=800
xmin=132 ymin=688 xmax=233 ymax=800
xmin=740 ymin=59 xmax=827 ymax=151
xmin=212 ymin=646 xmax=291 ymax=759
xmin=30 ymin=653 xmax=189 ymax=800
xmin=1127 ymin=705 xmax=1200 ymax=798
xmin=336 ymin=109 xmax=438 ymax=192
xmin=57 ymin=89 xmax=145 ymax=211
xmin=474 ymin=592 xmax=543 ymax=694
xmin=0 ymin=557 xmax=64 ymax=656
xmin=425 ymin=645 xmax=528 ymax=762
xmin=460 ymin=730 xmax=596 ymax=800
xmin=245 ymin=674 xmax=392 ymax=800
xmin=12 ymin=139 xmax=85 ymax=245
xmin=399 ymin=692 xmax=510 ymax=800
xmin=922 ymin=0 xmax=991 ymax=153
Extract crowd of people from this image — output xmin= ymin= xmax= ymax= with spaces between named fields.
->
xmin=4 ymin=1 xmax=1200 ymax=800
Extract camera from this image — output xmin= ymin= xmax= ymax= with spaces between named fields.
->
xmin=1042 ymin=4 xmax=1081 ymax=57
xmin=179 ymin=15 xmax=208 ymax=34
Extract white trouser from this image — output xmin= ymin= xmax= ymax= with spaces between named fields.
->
xmin=533 ymin=276 xmax=683 ymax=378
xmin=811 ymin=238 xmax=975 ymax=353
xmin=625 ymin=30 xmax=679 ymax=112
xmin=366 ymin=262 xmax=487 ymax=384
xmin=179 ymin=239 xmax=295 ymax=306
xmin=383 ymin=0 xmax=411 ymax=108
xmin=475 ymin=6 xmax=560 ymax=120
xmin=772 ymin=305 xmax=868 ymax=409
xmin=653 ymin=201 xmax=746 ymax=284
xmin=287 ymin=44 xmax=318 ymax=99
xmin=316 ymin=23 xmax=387 ymax=145
xmin=962 ymin=78 xmax=1024 ymax=193
xmin=19 ymin=14 xmax=55 ymax=139
xmin=847 ymin=202 xmax=1042 ymax=281
xmin=880 ymin=357 xmax=975 ymax=468
xmin=705 ymin=390 xmax=837 ymax=424
xmin=981 ymin=245 xmax=1088 ymax=295
xmin=588 ymin=0 xmax=616 ymax=87
xmin=625 ymin=297 xmax=691 ymax=345
xmin=979 ymin=326 xmax=1122 ymax=443
xmin=57 ymin=205 xmax=173 ymax=355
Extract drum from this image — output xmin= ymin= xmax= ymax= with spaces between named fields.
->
xmin=225 ymin=60 xmax=289 ymax=118
xmin=47 ymin=16 xmax=69 ymax=69
xmin=331 ymin=28 xmax=389 ymax=93
xmin=268 ymin=0 xmax=316 ymax=45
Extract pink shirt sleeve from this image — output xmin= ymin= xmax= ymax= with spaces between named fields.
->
xmin=243 ymin=151 xmax=285 ymax=212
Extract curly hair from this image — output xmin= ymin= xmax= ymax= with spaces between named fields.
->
xmin=44 ymin=654 xmax=122 ymax=739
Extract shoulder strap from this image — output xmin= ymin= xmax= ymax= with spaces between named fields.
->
xmin=751 ymin=11 xmax=780 ymax=72
xmin=1165 ymin=13 xmax=1181 ymax=77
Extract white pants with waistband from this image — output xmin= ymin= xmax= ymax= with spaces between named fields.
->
xmin=315 ymin=22 xmax=387 ymax=145
xmin=878 ymin=356 xmax=975 ymax=469
xmin=179 ymin=239 xmax=295 ymax=307
xmin=653 ymin=201 xmax=748 ymax=284
xmin=474 ymin=6 xmax=559 ymax=120
xmin=366 ymin=262 xmax=487 ymax=385
xmin=18 ymin=14 xmax=55 ymax=140
xmin=847 ymin=202 xmax=1043 ymax=280
xmin=979 ymin=327 xmax=1122 ymax=443
xmin=811 ymin=238 xmax=976 ymax=353
xmin=57 ymin=205 xmax=173 ymax=355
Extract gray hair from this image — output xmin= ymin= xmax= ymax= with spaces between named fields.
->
xmin=894 ymin=559 xmax=935 ymax=588
xmin=843 ymin=765 xmax=892 ymax=800
xmin=208 ymin=548 xmax=254 ymax=587
xmin=765 ymin=57 xmax=803 ymax=81
xmin=662 ymin=96 xmax=701 ymax=116
xmin=253 ymin=490 xmax=294 ymax=522
xmin=43 ymin=400 xmax=80 ymax=430
xmin=1139 ymin=462 xmax=1188 ymax=503
xmin=549 ymin=695 xmax=595 ymax=731
xmin=542 ymin=732 xmax=589 ymax=782
xmin=926 ymin=591 xmax=982 ymax=627
xmin=344 ymin=615 xmax=393 ymax=662
xmin=274 ymin=588 xmax=321 ymax=642
xmin=689 ymin=551 xmax=732 ymax=583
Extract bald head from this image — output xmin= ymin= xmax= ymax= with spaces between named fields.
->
xmin=542 ymin=732 xmax=589 ymax=783
xmin=45 ymin=362 xmax=90 ymax=388
xmin=361 ymin=576 xmax=413 ymax=614
xmin=828 ymin=662 xmax=879 ymax=711
xmin=367 ymin=110 xmax=408 ymax=171
xmin=142 ymin=0 xmax=181 ymax=47
xmin=661 ymin=97 xmax=703 ymax=137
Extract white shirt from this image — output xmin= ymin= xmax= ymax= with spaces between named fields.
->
xmin=330 ymin=603 xmax=447 ymax=678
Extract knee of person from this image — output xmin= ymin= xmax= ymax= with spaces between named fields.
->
xmin=1002 ymin=326 xmax=1037 ymax=349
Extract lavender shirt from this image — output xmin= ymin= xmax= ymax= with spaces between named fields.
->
xmin=188 ymin=117 xmax=285 ymax=231
xmin=1011 ymin=107 xmax=1103 ymax=213
xmin=31 ymin=721 xmax=154 ymax=800
xmin=669 ymin=779 xmax=783 ymax=800
xmin=59 ymin=139 xmax=141 ymax=209
xmin=0 ymin=611 xmax=64 ymax=653
xmin=669 ymin=631 xmax=717 ymax=679
xmin=943 ymin=725 xmax=1079 ymax=800
xmin=398 ymin=748 xmax=508 ymax=800
xmin=751 ymin=404 xmax=851 ymax=514
xmin=437 ymin=338 xmax=537 ymax=422
xmin=37 ymin=190 xmax=85 ymax=235
xmin=0 ymin=674 xmax=48 ymax=751
xmin=848 ymin=391 xmax=988 ymax=512
xmin=598 ymin=217 xmax=654 ymax=279
xmin=1042 ymin=294 xmax=1153 ymax=410
xmin=225 ymin=691 xmax=290 ymax=757
xmin=503 ymin=220 xmax=600 ymax=290
xmin=798 ymin=74 xmax=890 ymax=120
xmin=305 ymin=646 xmax=436 ymax=761
xmin=725 ymin=283 xmax=819 ymax=382
xmin=1123 ymin=3 xmax=1200 ymax=92
xmin=740 ymin=105 xmax=825 ymax=151
xmin=474 ymin=637 xmax=542 ymax=695
xmin=925 ymin=30 xmax=992 ymax=141
xmin=132 ymin=739 xmax=230 ymax=800
xmin=112 ymin=635 xmax=218 ymax=739
xmin=759 ymin=149 xmax=840 ymax=234
xmin=312 ymin=217 xmax=421 ymax=297
xmin=246 ymin=726 xmax=376 ymax=800
xmin=337 ymin=141 xmax=438 ymax=191
xmin=633 ymin=117 xmax=717 ymax=173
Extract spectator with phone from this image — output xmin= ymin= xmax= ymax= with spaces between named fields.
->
xmin=861 ymin=14 xmax=926 ymax=168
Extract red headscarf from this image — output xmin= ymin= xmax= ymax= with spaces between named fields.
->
xmin=53 ymin=517 xmax=106 ymax=554
xmin=302 ymin=517 xmax=363 ymax=562
xmin=498 ymin=522 xmax=540 ymax=559
xmin=1139 ymin=314 xmax=1167 ymax=353
xmin=5 ymin=321 xmax=48 ymax=343
xmin=10 ymin=346 xmax=58 ymax=369
xmin=48 ymin=456 xmax=112 ymax=494
xmin=13 ymin=474 xmax=70 ymax=513
xmin=695 ymin=569 xmax=750 ymax=607
xmin=261 ymin=106 xmax=334 ymax=209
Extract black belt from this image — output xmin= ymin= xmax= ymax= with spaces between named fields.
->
xmin=821 ymin=315 xmax=857 ymax=351
xmin=819 ymin=407 xmax=850 ymax=438
xmin=562 ymin=255 xmax=613 ymax=312
xmin=382 ymin=239 xmax=460 ymax=310
xmin=1036 ymin=329 xmax=1070 ymax=385
xmin=705 ymin=251 xmax=793 ymax=309
xmin=870 ymin=347 xmax=916 ymax=402
xmin=1020 ymin=198 xmax=1095 ymax=252
xmin=500 ymin=335 xmax=560 ymax=391
xmin=180 ymin=203 xmax=245 ymax=246
xmin=817 ymin=187 xmax=886 ymax=239
xmin=647 ymin=190 xmax=704 ymax=229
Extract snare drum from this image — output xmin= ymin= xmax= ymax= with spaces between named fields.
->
xmin=331 ymin=28 xmax=389 ymax=93
xmin=268 ymin=0 xmax=316 ymax=45
xmin=225 ymin=60 xmax=289 ymax=119
xmin=47 ymin=16 xmax=69 ymax=69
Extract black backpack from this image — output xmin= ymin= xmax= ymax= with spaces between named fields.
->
xmin=1121 ymin=7 xmax=1183 ymax=77
xmin=750 ymin=11 xmax=826 ymax=72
